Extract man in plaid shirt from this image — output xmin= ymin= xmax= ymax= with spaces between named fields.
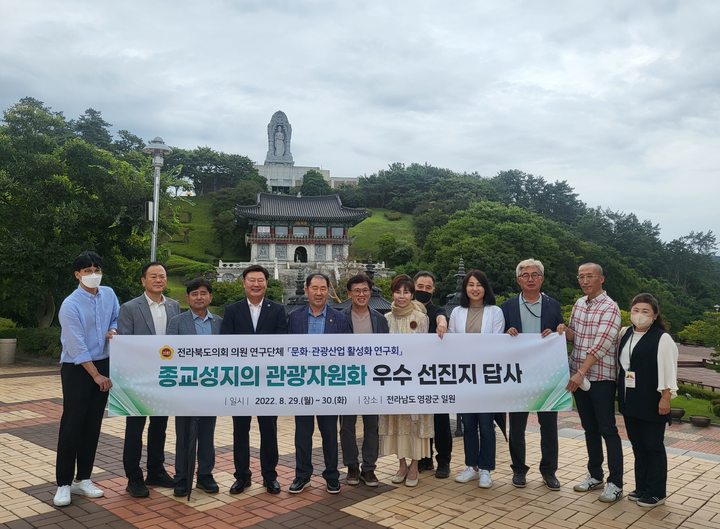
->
xmin=561 ymin=263 xmax=623 ymax=503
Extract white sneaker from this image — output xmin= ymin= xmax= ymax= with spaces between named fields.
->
xmin=53 ymin=485 xmax=72 ymax=507
xmin=599 ymin=482 xmax=623 ymax=503
xmin=478 ymin=469 xmax=492 ymax=488
xmin=454 ymin=466 xmax=479 ymax=483
xmin=573 ymin=474 xmax=603 ymax=492
xmin=70 ymin=479 xmax=104 ymax=498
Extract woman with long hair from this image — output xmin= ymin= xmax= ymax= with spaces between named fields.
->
xmin=448 ymin=269 xmax=505 ymax=488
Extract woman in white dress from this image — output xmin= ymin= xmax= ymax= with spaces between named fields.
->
xmin=379 ymin=274 xmax=432 ymax=487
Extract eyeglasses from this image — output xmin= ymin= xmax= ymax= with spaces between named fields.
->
xmin=577 ymin=274 xmax=599 ymax=281
xmin=350 ymin=288 xmax=370 ymax=295
xmin=518 ymin=272 xmax=542 ymax=280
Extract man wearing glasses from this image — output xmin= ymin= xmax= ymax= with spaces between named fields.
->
xmin=339 ymin=274 xmax=389 ymax=488
xmin=561 ymin=262 xmax=623 ymax=503
xmin=501 ymin=259 xmax=564 ymax=491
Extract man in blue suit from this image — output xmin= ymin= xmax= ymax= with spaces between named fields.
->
xmin=118 ymin=262 xmax=180 ymax=497
xmin=287 ymin=272 xmax=352 ymax=495
xmin=220 ymin=264 xmax=287 ymax=495
xmin=167 ymin=278 xmax=222 ymax=497
xmin=501 ymin=259 xmax=564 ymax=491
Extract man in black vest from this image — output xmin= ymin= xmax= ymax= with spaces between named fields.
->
xmin=501 ymin=259 xmax=564 ymax=491
xmin=220 ymin=265 xmax=287 ymax=495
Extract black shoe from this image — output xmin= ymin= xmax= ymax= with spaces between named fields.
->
xmin=326 ymin=478 xmax=341 ymax=494
xmin=418 ymin=458 xmax=434 ymax=472
xmin=512 ymin=472 xmax=527 ymax=488
xmin=196 ymin=474 xmax=219 ymax=494
xmin=542 ymin=473 xmax=561 ymax=491
xmin=263 ymin=479 xmax=281 ymax=494
xmin=346 ymin=465 xmax=360 ymax=486
xmin=359 ymin=470 xmax=379 ymax=487
xmin=637 ymin=496 xmax=665 ymax=507
xmin=145 ymin=470 xmax=175 ymax=488
xmin=435 ymin=463 xmax=451 ymax=479
xmin=229 ymin=477 xmax=251 ymax=494
xmin=289 ymin=477 xmax=311 ymax=494
xmin=126 ymin=478 xmax=149 ymax=498
xmin=173 ymin=479 xmax=188 ymax=497
xmin=628 ymin=490 xmax=641 ymax=502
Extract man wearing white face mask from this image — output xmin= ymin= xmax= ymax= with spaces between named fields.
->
xmin=54 ymin=251 xmax=120 ymax=507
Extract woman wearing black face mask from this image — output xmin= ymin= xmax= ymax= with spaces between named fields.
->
xmin=617 ymin=293 xmax=678 ymax=508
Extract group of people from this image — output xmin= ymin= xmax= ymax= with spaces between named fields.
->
xmin=53 ymin=251 xmax=678 ymax=511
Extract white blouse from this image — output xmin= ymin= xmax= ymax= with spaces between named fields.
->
xmin=619 ymin=329 xmax=679 ymax=397
xmin=448 ymin=305 xmax=505 ymax=335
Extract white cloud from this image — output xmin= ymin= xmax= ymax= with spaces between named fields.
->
xmin=0 ymin=0 xmax=718 ymax=243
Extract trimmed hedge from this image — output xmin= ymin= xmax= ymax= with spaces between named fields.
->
xmin=678 ymin=383 xmax=718 ymax=400
xmin=0 ymin=327 xmax=61 ymax=358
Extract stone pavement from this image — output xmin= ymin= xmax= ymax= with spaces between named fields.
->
xmin=2 ymin=364 xmax=720 ymax=529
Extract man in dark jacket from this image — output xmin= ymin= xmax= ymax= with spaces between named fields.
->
xmin=287 ymin=272 xmax=352 ymax=495
xmin=220 ymin=265 xmax=287 ymax=495
xmin=414 ymin=271 xmax=452 ymax=478
xmin=339 ymin=274 xmax=389 ymax=488
xmin=501 ymin=259 xmax=564 ymax=491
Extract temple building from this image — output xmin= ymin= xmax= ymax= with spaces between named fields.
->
xmin=235 ymin=192 xmax=369 ymax=264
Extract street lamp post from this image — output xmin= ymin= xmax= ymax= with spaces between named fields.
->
xmin=143 ymin=137 xmax=172 ymax=261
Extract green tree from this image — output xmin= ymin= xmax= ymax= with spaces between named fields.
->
xmin=0 ymin=98 xmax=177 ymax=326
xmin=298 ymin=169 xmax=333 ymax=196
xmin=72 ymin=108 xmax=113 ymax=150
xmin=166 ymin=147 xmax=260 ymax=195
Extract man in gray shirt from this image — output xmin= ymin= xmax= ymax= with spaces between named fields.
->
xmin=340 ymin=274 xmax=389 ymax=487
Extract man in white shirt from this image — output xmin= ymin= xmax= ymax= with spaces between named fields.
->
xmin=118 ymin=262 xmax=180 ymax=498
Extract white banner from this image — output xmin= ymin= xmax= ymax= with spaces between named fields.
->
xmin=108 ymin=333 xmax=572 ymax=416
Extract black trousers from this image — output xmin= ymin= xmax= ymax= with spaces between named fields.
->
xmin=175 ymin=416 xmax=217 ymax=481
xmin=420 ymin=413 xmax=453 ymax=467
xmin=340 ymin=415 xmax=379 ymax=472
xmin=56 ymin=359 xmax=109 ymax=486
xmin=232 ymin=415 xmax=279 ymax=481
xmin=574 ymin=381 xmax=624 ymax=488
xmin=509 ymin=411 xmax=558 ymax=475
xmin=294 ymin=415 xmax=339 ymax=481
xmin=123 ymin=415 xmax=169 ymax=480
xmin=624 ymin=415 xmax=667 ymax=498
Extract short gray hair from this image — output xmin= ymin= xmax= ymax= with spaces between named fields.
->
xmin=516 ymin=259 xmax=544 ymax=277
xmin=579 ymin=262 xmax=604 ymax=276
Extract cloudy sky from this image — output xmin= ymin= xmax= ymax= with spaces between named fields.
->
xmin=1 ymin=0 xmax=718 ymax=243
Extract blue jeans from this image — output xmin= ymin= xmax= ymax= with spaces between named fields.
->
xmin=462 ymin=413 xmax=495 ymax=470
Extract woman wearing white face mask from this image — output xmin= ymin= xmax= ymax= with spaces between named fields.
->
xmin=617 ymin=293 xmax=678 ymax=508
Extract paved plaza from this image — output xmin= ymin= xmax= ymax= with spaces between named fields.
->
xmin=2 ymin=364 xmax=720 ymax=529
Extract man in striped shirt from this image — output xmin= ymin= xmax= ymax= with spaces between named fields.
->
xmin=562 ymin=263 xmax=623 ymax=503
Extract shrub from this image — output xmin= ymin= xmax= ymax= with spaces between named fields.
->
xmin=0 ymin=327 xmax=62 ymax=358
xmin=678 ymin=383 xmax=718 ymax=400
xmin=383 ymin=211 xmax=402 ymax=221
xmin=0 ymin=318 xmax=17 ymax=331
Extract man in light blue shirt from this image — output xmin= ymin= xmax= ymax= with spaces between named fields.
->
xmin=54 ymin=251 xmax=119 ymax=507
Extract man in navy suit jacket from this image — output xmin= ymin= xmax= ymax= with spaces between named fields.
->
xmin=220 ymin=265 xmax=287 ymax=495
xmin=167 ymin=278 xmax=223 ymax=497
xmin=500 ymin=259 xmax=564 ymax=492
xmin=287 ymin=272 xmax=352 ymax=495
xmin=118 ymin=262 xmax=180 ymax=498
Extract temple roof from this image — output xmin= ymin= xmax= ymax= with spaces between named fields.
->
xmin=236 ymin=193 xmax=370 ymax=223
